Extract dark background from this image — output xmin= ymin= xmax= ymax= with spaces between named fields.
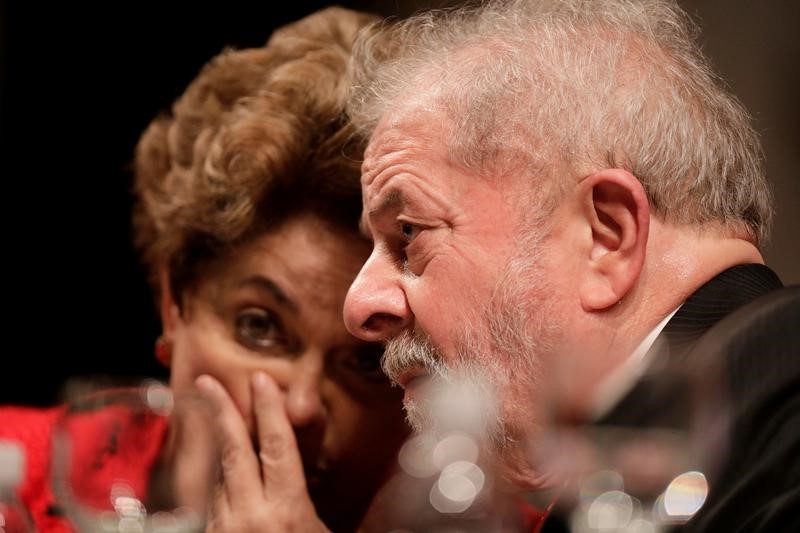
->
xmin=1 ymin=1 xmax=797 ymax=405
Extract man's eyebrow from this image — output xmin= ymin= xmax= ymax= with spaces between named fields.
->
xmin=360 ymin=188 xmax=406 ymax=238
xmin=237 ymin=275 xmax=298 ymax=313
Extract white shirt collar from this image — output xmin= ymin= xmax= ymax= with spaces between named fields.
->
xmin=590 ymin=306 xmax=681 ymax=420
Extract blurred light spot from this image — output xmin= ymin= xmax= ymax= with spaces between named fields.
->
xmin=99 ymin=510 xmax=121 ymax=530
xmin=442 ymin=461 xmax=485 ymax=494
xmin=398 ymin=435 xmax=438 ymax=478
xmin=652 ymin=493 xmax=668 ymax=522
xmin=428 ymin=377 xmax=498 ymax=436
xmin=110 ymin=482 xmax=134 ymax=499
xmin=145 ymin=383 xmax=174 ymax=416
xmin=109 ymin=483 xmax=139 ymax=514
xmin=663 ymin=471 xmax=708 ymax=519
xmin=118 ymin=516 xmax=144 ymax=533
xmin=113 ymin=496 xmax=144 ymax=519
xmin=432 ymin=433 xmax=479 ymax=469
xmin=150 ymin=511 xmax=177 ymax=529
xmin=430 ymin=471 xmax=477 ymax=514
xmin=586 ymin=490 xmax=633 ymax=530
xmin=438 ymin=471 xmax=477 ymax=503
xmin=172 ymin=506 xmax=202 ymax=529
xmin=580 ymin=470 xmax=624 ymax=506
xmin=623 ymin=518 xmax=657 ymax=533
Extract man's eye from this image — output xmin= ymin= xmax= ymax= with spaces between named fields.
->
xmin=400 ymin=222 xmax=421 ymax=243
xmin=343 ymin=344 xmax=388 ymax=383
xmin=235 ymin=308 xmax=284 ymax=348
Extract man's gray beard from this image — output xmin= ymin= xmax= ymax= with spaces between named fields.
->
xmin=383 ymin=328 xmax=505 ymax=447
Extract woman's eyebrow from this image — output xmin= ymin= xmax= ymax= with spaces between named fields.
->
xmin=236 ymin=275 xmax=298 ymax=313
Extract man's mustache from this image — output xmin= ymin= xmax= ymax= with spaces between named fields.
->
xmin=381 ymin=328 xmax=446 ymax=384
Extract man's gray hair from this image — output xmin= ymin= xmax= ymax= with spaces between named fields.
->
xmin=349 ymin=0 xmax=772 ymax=244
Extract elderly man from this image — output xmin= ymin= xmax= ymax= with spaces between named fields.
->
xmin=343 ymin=0 xmax=798 ymax=530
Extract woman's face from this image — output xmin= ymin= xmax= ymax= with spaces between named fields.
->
xmin=166 ymin=212 xmax=408 ymax=529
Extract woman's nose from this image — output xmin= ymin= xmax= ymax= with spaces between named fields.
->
xmin=284 ymin=359 xmax=325 ymax=428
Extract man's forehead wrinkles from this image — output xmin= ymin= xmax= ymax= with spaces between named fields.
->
xmin=369 ymin=134 xmax=420 ymax=163
xmin=365 ymin=120 xmax=427 ymax=166
xmin=363 ymin=146 xmax=419 ymax=191
xmin=361 ymin=118 xmax=455 ymax=221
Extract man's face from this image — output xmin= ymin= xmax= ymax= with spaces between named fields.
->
xmin=343 ymin=109 xmax=560 ymax=486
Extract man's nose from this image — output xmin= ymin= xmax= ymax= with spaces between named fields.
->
xmin=344 ymin=251 xmax=412 ymax=342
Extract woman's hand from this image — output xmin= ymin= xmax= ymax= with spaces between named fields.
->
xmin=196 ymin=373 xmax=329 ymax=533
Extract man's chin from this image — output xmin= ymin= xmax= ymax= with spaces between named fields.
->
xmin=491 ymin=428 xmax=561 ymax=493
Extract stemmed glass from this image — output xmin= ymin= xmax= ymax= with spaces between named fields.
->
xmin=51 ymin=379 xmax=218 ymax=533
xmin=528 ymin=341 xmax=730 ymax=532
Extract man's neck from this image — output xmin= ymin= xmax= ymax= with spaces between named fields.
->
xmin=615 ymin=221 xmax=762 ymax=349
xmin=571 ymin=222 xmax=764 ymax=420
xmin=589 ymin=304 xmax=682 ymax=419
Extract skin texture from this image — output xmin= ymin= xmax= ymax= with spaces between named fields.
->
xmin=343 ymin=104 xmax=764 ymax=491
xmin=162 ymin=212 xmax=408 ymax=531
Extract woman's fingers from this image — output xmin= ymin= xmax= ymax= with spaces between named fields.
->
xmin=197 ymin=373 xmax=327 ymax=532
xmin=250 ymin=371 xmax=308 ymax=500
xmin=195 ymin=374 xmax=261 ymax=506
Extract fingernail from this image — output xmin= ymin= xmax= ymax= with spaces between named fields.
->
xmin=195 ymin=375 xmax=216 ymax=393
xmin=252 ymin=371 xmax=268 ymax=388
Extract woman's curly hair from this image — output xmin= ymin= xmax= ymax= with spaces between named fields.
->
xmin=132 ymin=7 xmax=378 ymax=303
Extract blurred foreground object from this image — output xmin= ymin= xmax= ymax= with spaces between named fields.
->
xmin=536 ymin=284 xmax=800 ymax=532
xmin=363 ymin=376 xmax=549 ymax=531
xmin=51 ymin=380 xmax=214 ymax=533
xmin=0 ymin=442 xmax=33 ymax=533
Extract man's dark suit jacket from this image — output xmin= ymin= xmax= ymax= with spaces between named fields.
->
xmin=545 ymin=264 xmax=799 ymax=532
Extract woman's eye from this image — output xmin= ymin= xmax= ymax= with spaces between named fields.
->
xmin=344 ymin=344 xmax=388 ymax=383
xmin=235 ymin=308 xmax=284 ymax=348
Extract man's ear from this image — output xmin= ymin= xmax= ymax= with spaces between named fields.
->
xmin=577 ymin=169 xmax=649 ymax=311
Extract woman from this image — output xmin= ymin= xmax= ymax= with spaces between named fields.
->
xmin=0 ymin=7 xmax=408 ymax=532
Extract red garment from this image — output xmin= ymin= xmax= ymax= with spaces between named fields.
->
xmin=519 ymin=496 xmax=554 ymax=533
xmin=519 ymin=501 xmax=547 ymax=532
xmin=0 ymin=405 xmax=168 ymax=532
